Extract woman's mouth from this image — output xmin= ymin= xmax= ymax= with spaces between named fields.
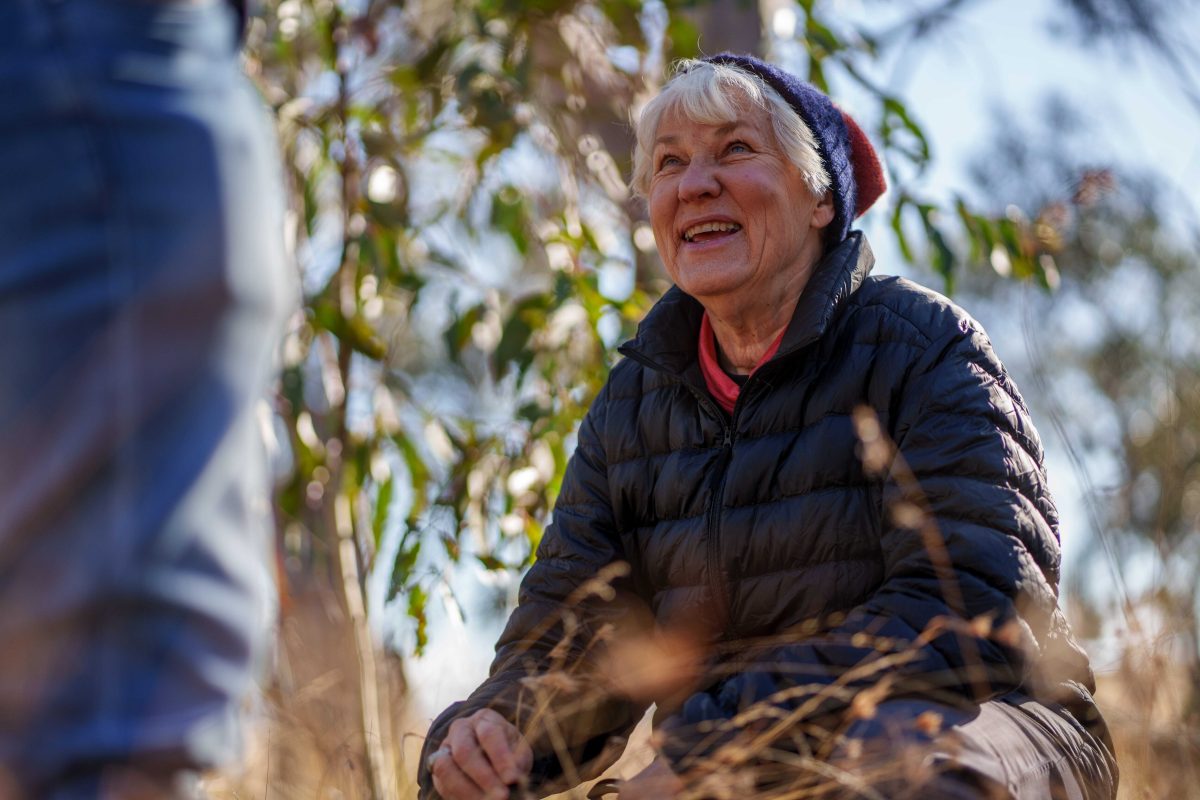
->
xmin=682 ymin=221 xmax=742 ymax=243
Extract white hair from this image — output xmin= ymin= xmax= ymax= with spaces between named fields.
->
xmin=631 ymin=59 xmax=831 ymax=199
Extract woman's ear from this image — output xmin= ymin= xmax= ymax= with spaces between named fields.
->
xmin=812 ymin=190 xmax=835 ymax=229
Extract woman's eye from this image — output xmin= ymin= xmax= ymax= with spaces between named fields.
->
xmin=727 ymin=141 xmax=750 ymax=154
xmin=658 ymin=155 xmax=681 ymax=169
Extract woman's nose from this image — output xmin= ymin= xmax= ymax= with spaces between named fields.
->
xmin=677 ymin=158 xmax=720 ymax=201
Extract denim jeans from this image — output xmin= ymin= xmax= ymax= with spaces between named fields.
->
xmin=0 ymin=0 xmax=293 ymax=795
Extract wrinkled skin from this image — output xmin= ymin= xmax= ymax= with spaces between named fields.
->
xmin=427 ymin=709 xmax=533 ymax=800
xmin=648 ymin=102 xmax=833 ymax=372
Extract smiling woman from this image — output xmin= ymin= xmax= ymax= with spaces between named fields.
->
xmin=646 ymin=106 xmax=831 ymax=370
xmin=418 ymin=55 xmax=1118 ymax=800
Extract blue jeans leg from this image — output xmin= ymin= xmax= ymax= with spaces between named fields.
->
xmin=0 ymin=0 xmax=294 ymax=795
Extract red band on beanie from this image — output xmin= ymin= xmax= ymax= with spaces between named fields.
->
xmin=839 ymin=109 xmax=886 ymax=218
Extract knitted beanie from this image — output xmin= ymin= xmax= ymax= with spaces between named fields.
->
xmin=705 ymin=53 xmax=886 ymax=244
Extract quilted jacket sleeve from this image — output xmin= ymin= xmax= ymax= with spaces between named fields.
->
xmin=417 ymin=383 xmax=649 ymax=798
xmin=658 ymin=315 xmax=1084 ymax=769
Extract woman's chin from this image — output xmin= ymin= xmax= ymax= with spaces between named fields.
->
xmin=671 ymin=252 xmax=753 ymax=299
xmin=674 ymin=268 xmax=740 ymax=298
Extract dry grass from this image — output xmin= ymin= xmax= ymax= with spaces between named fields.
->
xmin=198 ymin=591 xmax=1200 ymax=799
xmin=202 ymin=581 xmax=414 ymax=800
xmin=1096 ymin=657 xmax=1200 ymax=800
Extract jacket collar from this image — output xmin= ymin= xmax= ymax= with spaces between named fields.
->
xmin=618 ymin=232 xmax=875 ymax=378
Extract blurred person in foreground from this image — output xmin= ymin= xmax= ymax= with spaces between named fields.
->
xmin=419 ymin=55 xmax=1117 ymax=799
xmin=0 ymin=0 xmax=292 ymax=796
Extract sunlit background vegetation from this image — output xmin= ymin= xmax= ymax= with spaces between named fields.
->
xmin=204 ymin=0 xmax=1200 ymax=796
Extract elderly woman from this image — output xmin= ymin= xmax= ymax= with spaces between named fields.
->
xmin=419 ymin=55 xmax=1118 ymax=799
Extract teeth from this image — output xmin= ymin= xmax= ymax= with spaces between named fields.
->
xmin=683 ymin=221 xmax=741 ymax=242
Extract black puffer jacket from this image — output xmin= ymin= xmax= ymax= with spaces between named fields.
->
xmin=418 ymin=232 xmax=1109 ymax=794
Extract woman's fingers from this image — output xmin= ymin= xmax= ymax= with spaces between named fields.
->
xmin=434 ymin=710 xmax=532 ymax=800
xmin=475 ymin=711 xmax=533 ymax=784
xmin=452 ymin=740 xmax=509 ymax=800
xmin=428 ymin=745 xmax=488 ymax=800
xmin=444 ymin=719 xmax=506 ymax=799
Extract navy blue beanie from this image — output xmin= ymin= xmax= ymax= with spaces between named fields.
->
xmin=703 ymin=53 xmax=885 ymax=244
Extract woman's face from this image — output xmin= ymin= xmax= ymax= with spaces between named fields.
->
xmin=648 ymin=101 xmax=833 ymax=310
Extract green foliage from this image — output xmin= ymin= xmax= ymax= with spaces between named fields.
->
xmin=666 ymin=15 xmax=702 ymax=58
xmin=249 ymin=0 xmax=681 ymax=654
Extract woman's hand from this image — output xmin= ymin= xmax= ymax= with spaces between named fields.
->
xmin=618 ymin=758 xmax=684 ymax=800
xmin=427 ymin=708 xmax=533 ymax=800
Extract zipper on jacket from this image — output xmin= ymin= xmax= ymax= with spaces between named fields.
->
xmin=705 ymin=426 xmax=733 ymax=631
xmin=616 ymin=347 xmax=741 ymax=633
xmin=704 ymin=382 xmax=770 ymax=633
xmin=666 ymin=380 xmax=736 ymax=632
xmin=673 ymin=383 xmax=736 ymax=631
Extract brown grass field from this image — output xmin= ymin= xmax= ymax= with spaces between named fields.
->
xmin=201 ymin=583 xmax=1200 ymax=799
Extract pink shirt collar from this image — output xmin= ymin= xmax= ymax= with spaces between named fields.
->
xmin=697 ymin=312 xmax=786 ymax=414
